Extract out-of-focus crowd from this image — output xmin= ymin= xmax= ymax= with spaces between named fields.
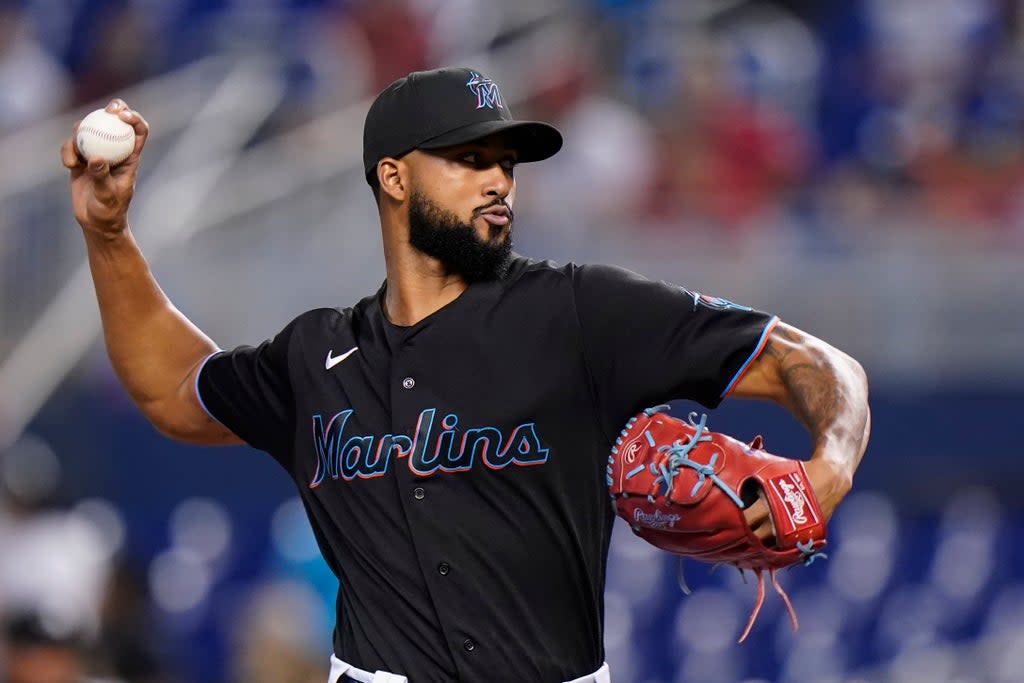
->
xmin=4 ymin=0 xmax=1024 ymax=249
xmin=0 ymin=431 xmax=334 ymax=683
xmin=0 ymin=435 xmax=166 ymax=683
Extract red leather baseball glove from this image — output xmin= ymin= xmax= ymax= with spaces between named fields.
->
xmin=607 ymin=405 xmax=828 ymax=642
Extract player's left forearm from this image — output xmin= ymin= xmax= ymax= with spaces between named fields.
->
xmin=761 ymin=324 xmax=871 ymax=484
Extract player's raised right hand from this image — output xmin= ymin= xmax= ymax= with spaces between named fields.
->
xmin=61 ymin=99 xmax=149 ymax=238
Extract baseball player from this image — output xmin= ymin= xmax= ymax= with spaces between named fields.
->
xmin=60 ymin=67 xmax=870 ymax=683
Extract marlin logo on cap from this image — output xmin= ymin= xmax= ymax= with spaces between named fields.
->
xmin=466 ymin=71 xmax=504 ymax=110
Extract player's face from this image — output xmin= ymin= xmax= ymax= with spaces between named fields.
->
xmin=405 ymin=136 xmax=519 ymax=281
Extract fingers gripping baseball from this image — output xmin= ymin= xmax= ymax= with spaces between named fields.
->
xmin=63 ymin=99 xmax=149 ymax=237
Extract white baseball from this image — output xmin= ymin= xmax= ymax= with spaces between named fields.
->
xmin=76 ymin=109 xmax=136 ymax=166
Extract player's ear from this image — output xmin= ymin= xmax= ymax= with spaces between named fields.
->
xmin=377 ymin=158 xmax=406 ymax=203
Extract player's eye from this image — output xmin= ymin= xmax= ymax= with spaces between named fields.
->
xmin=460 ymin=152 xmax=479 ymax=165
xmin=500 ymin=158 xmax=517 ymax=172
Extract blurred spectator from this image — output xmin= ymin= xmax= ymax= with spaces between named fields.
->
xmin=89 ymin=560 xmax=174 ymax=683
xmin=69 ymin=0 xmax=157 ymax=106
xmin=294 ymin=1 xmax=373 ymax=116
xmin=0 ymin=435 xmax=113 ymax=644
xmin=347 ymin=0 xmax=431 ymax=92
xmin=515 ymin=24 xmax=655 ymax=252
xmin=227 ymin=580 xmax=329 ymax=683
xmin=0 ymin=4 xmax=70 ymax=133
xmin=417 ymin=0 xmax=505 ymax=65
xmin=904 ymin=32 xmax=1024 ymax=231
xmin=2 ymin=612 xmax=92 ymax=683
xmin=641 ymin=33 xmax=812 ymax=231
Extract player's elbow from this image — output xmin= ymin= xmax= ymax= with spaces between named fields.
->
xmin=139 ymin=399 xmax=194 ymax=440
xmin=140 ymin=397 xmax=236 ymax=445
xmin=846 ymin=353 xmax=871 ymax=434
xmin=835 ymin=347 xmax=869 ymax=398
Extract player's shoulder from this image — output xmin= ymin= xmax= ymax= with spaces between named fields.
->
xmin=506 ymin=255 xmax=649 ymax=290
xmin=269 ymin=306 xmax=360 ymax=345
xmin=282 ymin=306 xmax=354 ymax=328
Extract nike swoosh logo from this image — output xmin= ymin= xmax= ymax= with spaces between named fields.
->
xmin=325 ymin=346 xmax=359 ymax=370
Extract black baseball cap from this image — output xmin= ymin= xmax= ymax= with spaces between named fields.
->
xmin=363 ymin=67 xmax=563 ymax=183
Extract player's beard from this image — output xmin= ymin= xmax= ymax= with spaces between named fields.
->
xmin=408 ymin=190 xmax=513 ymax=282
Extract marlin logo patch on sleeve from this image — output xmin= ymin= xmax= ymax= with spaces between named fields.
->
xmin=683 ymin=289 xmax=753 ymax=312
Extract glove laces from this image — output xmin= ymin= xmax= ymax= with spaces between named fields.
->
xmin=643 ymin=412 xmax=745 ymax=508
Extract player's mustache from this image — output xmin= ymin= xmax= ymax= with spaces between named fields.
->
xmin=473 ymin=200 xmax=514 ymax=223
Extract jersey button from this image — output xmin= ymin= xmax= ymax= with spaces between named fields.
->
xmin=463 ymin=638 xmax=475 ymax=652
xmin=438 ymin=562 xmax=450 ymax=576
xmin=402 ymin=377 xmax=415 ymax=389
xmin=413 ymin=487 xmax=425 ymax=500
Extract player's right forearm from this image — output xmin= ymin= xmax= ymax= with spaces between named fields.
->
xmin=83 ymin=226 xmax=217 ymax=431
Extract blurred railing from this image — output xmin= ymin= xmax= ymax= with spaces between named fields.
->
xmin=0 ymin=56 xmax=288 ymax=446
xmin=0 ymin=55 xmax=237 ymax=354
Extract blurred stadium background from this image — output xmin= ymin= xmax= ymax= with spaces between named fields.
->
xmin=1 ymin=0 xmax=1023 ymax=681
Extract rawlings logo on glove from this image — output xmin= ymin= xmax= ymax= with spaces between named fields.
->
xmin=607 ymin=405 xmax=828 ymax=642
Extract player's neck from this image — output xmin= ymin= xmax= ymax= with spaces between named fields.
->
xmin=381 ymin=250 xmax=468 ymax=327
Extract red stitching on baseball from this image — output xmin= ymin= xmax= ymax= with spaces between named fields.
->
xmin=78 ymin=125 xmax=133 ymax=142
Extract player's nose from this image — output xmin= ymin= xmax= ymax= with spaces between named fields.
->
xmin=480 ymin=164 xmax=513 ymax=199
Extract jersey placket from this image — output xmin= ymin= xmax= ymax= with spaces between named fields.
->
xmin=389 ymin=339 xmax=479 ymax=677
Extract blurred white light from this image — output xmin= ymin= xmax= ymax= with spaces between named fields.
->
xmin=0 ymin=504 xmax=112 ymax=637
xmin=606 ymin=523 xmax=665 ymax=604
xmin=169 ymin=498 xmax=232 ymax=564
xmin=830 ymin=491 xmax=898 ymax=544
xmin=827 ymin=491 xmax=898 ymax=603
xmin=875 ymin=585 xmax=943 ymax=650
xmin=985 ymin=628 xmax=1024 ymax=683
xmin=928 ymin=488 xmax=1000 ymax=601
xmin=602 ymin=591 xmax=635 ymax=683
xmin=149 ymin=548 xmax=211 ymax=614
xmin=929 ymin=533 xmax=993 ymax=600
xmin=1 ymin=433 xmax=60 ymax=502
xmin=270 ymin=497 xmax=319 ymax=563
xmin=778 ymin=641 xmax=846 ymax=683
xmin=983 ymin=583 xmax=1024 ymax=634
xmin=678 ymin=649 xmax=744 ymax=683
xmin=71 ymin=498 xmax=125 ymax=560
xmin=674 ymin=588 xmax=742 ymax=653
xmin=828 ymin=538 xmax=894 ymax=603
xmin=602 ymin=591 xmax=633 ymax=649
xmin=35 ymin=604 xmax=89 ymax=644
xmin=775 ymin=586 xmax=844 ymax=651
xmin=888 ymin=646 xmax=956 ymax=683
xmin=939 ymin=487 xmax=1002 ymax=536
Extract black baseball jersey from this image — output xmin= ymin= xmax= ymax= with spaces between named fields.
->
xmin=196 ymin=256 xmax=777 ymax=683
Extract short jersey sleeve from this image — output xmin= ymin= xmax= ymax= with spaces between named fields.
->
xmin=195 ymin=319 xmax=299 ymax=458
xmin=572 ymin=264 xmax=778 ymax=432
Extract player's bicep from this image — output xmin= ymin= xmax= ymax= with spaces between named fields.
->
xmin=728 ymin=322 xmax=806 ymax=403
